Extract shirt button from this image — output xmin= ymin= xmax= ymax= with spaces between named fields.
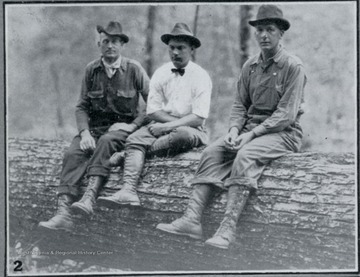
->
xmin=273 ymin=72 xmax=277 ymax=76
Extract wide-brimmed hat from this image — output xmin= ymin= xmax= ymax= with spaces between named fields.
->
xmin=96 ymin=21 xmax=129 ymax=43
xmin=161 ymin=23 xmax=201 ymax=48
xmin=249 ymin=5 xmax=290 ymax=31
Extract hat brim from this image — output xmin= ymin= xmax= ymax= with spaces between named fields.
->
xmin=161 ymin=34 xmax=201 ymax=48
xmin=96 ymin=25 xmax=129 ymax=43
xmin=249 ymin=18 xmax=290 ymax=31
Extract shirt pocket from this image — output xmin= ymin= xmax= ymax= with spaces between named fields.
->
xmin=113 ymin=89 xmax=138 ymax=114
xmin=253 ymin=76 xmax=282 ymax=111
xmin=88 ymin=90 xmax=106 ymax=111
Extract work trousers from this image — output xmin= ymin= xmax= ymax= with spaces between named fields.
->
xmin=57 ymin=129 xmax=129 ymax=198
xmin=190 ymin=129 xmax=302 ymax=190
xmin=125 ymin=125 xmax=208 ymax=156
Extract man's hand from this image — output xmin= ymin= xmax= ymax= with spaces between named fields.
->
xmin=232 ymin=131 xmax=255 ymax=151
xmin=224 ymin=127 xmax=240 ymax=150
xmin=108 ymin=123 xmax=138 ymax=133
xmin=80 ymin=129 xmax=96 ymax=151
xmin=148 ymin=122 xmax=172 ymax=137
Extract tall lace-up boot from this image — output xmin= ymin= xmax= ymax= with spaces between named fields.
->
xmin=71 ymin=176 xmax=105 ymax=216
xmin=97 ymin=148 xmax=144 ymax=208
xmin=156 ymin=184 xmax=212 ymax=239
xmin=205 ymin=185 xmax=250 ymax=249
xmin=38 ymin=194 xmax=74 ymax=232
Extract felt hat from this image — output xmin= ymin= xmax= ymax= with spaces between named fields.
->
xmin=96 ymin=21 xmax=129 ymax=43
xmin=161 ymin=23 xmax=201 ymax=48
xmin=249 ymin=5 xmax=290 ymax=31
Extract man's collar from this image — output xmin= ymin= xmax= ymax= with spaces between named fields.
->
xmin=251 ymin=45 xmax=286 ymax=68
xmin=102 ymin=56 xmax=122 ymax=69
xmin=170 ymin=60 xmax=192 ymax=76
xmin=272 ymin=46 xmax=285 ymax=67
xmin=95 ymin=56 xmax=128 ymax=72
xmin=172 ymin=60 xmax=193 ymax=70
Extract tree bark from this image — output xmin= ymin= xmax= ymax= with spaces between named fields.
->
xmin=239 ymin=5 xmax=252 ymax=68
xmin=8 ymin=138 xmax=356 ymax=272
xmin=144 ymin=6 xmax=157 ymax=76
xmin=192 ymin=5 xmax=200 ymax=61
xmin=49 ymin=63 xmax=64 ymax=132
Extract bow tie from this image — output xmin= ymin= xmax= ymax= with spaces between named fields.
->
xmin=171 ymin=68 xmax=185 ymax=76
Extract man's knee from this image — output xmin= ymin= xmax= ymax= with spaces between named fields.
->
xmin=201 ymin=137 xmax=227 ymax=156
xmin=235 ymin=147 xmax=257 ymax=165
xmin=125 ymin=128 xmax=152 ymax=150
xmin=125 ymin=136 xmax=142 ymax=152
xmin=125 ymin=132 xmax=138 ymax=145
xmin=170 ymin=127 xmax=197 ymax=148
xmin=98 ymin=132 xmax=124 ymax=145
xmin=63 ymin=145 xmax=83 ymax=161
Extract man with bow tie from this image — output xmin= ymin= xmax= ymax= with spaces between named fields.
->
xmin=97 ymin=23 xmax=212 ymax=208
xmin=38 ymin=21 xmax=149 ymax=231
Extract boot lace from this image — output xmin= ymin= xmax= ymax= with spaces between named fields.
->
xmin=213 ymin=215 xmax=235 ymax=240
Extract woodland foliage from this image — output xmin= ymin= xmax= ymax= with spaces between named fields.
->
xmin=6 ymin=2 xmax=356 ymax=152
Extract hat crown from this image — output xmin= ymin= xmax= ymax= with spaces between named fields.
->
xmin=256 ymin=5 xmax=284 ymax=21
xmin=105 ymin=21 xmax=123 ymax=34
xmin=170 ymin=23 xmax=194 ymax=37
xmin=249 ymin=4 xmax=290 ymax=31
xmin=96 ymin=21 xmax=129 ymax=43
xmin=161 ymin=22 xmax=201 ymax=48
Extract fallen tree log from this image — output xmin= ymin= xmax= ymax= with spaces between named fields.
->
xmin=8 ymin=138 xmax=356 ymax=273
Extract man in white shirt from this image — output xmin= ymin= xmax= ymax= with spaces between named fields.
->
xmin=97 ymin=23 xmax=212 ymax=207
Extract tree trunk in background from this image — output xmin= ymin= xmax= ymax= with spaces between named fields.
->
xmin=224 ymin=7 xmax=240 ymax=77
xmin=192 ymin=5 xmax=200 ymax=61
xmin=239 ymin=5 xmax=252 ymax=68
xmin=49 ymin=62 xmax=64 ymax=132
xmin=8 ymin=138 xmax=356 ymax=272
xmin=145 ymin=6 xmax=157 ymax=77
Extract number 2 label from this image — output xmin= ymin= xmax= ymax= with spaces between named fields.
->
xmin=13 ymin=260 xmax=22 ymax=271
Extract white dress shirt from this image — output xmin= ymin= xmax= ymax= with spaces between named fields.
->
xmin=147 ymin=61 xmax=212 ymax=119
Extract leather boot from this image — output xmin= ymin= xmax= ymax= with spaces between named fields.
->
xmin=156 ymin=184 xmax=212 ymax=239
xmin=148 ymin=134 xmax=171 ymax=157
xmin=97 ymin=148 xmax=144 ymax=208
xmin=71 ymin=176 xmax=104 ymax=216
xmin=38 ymin=194 xmax=74 ymax=232
xmin=205 ymin=185 xmax=250 ymax=249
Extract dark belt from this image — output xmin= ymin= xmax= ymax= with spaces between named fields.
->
xmin=90 ymin=112 xmax=133 ymax=126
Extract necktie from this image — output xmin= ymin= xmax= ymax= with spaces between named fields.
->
xmin=171 ymin=68 xmax=185 ymax=76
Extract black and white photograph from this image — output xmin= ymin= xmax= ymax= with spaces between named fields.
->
xmin=4 ymin=0 xmax=358 ymax=276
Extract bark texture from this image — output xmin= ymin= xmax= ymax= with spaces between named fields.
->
xmin=8 ymin=138 xmax=356 ymax=272
xmin=239 ymin=5 xmax=252 ymax=68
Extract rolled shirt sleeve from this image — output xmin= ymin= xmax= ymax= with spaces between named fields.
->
xmin=252 ymin=63 xmax=307 ymax=137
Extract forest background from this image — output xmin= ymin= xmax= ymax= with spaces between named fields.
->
xmin=6 ymin=1 xmax=357 ymax=153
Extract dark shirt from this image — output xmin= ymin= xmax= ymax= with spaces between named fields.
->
xmin=75 ymin=56 xmax=150 ymax=134
xmin=230 ymin=46 xmax=307 ymax=137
